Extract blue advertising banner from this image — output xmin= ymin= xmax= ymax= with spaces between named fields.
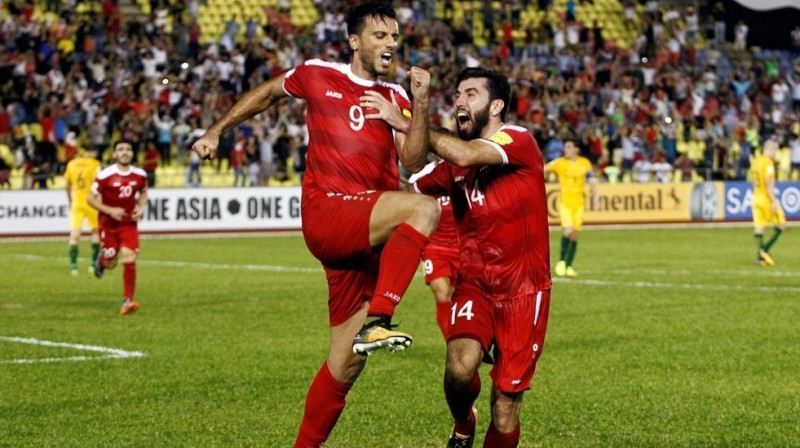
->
xmin=724 ymin=182 xmax=800 ymax=220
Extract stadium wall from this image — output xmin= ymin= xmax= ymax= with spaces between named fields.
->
xmin=1 ymin=183 xmax=799 ymax=236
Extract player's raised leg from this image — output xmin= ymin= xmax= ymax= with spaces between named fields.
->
xmin=353 ymin=191 xmax=440 ymax=355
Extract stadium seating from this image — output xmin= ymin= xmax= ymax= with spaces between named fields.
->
xmin=190 ymin=0 xmax=319 ymax=44
xmin=434 ymin=0 xmax=637 ymax=49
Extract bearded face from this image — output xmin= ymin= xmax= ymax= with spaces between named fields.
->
xmin=456 ymin=103 xmax=491 ymax=141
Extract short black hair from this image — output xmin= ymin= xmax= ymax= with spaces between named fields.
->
xmin=346 ymin=0 xmax=397 ymax=37
xmin=456 ymin=67 xmax=511 ymax=121
xmin=112 ymin=139 xmax=134 ymax=151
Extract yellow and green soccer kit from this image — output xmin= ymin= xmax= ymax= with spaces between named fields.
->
xmin=546 ymin=156 xmax=594 ymax=230
xmin=749 ymin=155 xmax=785 ymax=228
xmin=64 ymin=156 xmax=102 ymax=230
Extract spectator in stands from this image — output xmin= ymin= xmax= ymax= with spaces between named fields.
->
xmin=152 ymin=109 xmax=175 ymax=165
xmin=173 ymin=115 xmax=193 ymax=165
xmin=619 ymin=125 xmax=637 ymax=181
xmin=790 ymin=130 xmax=800 ymax=181
xmin=633 ymin=153 xmax=652 ymax=183
xmin=544 ymin=130 xmax=564 ymax=163
xmin=733 ymin=20 xmax=748 ymax=52
xmin=673 ymin=151 xmax=696 ymax=182
xmin=142 ymin=140 xmax=159 ymax=188
xmin=684 ymin=6 xmax=699 ymax=43
xmin=231 ymin=132 xmax=246 ymax=187
xmin=246 ymin=135 xmax=261 ymax=187
xmin=0 ymin=147 xmax=12 ymax=189
xmin=712 ymin=1 xmax=727 ymax=44
xmin=651 ymin=150 xmax=673 ymax=183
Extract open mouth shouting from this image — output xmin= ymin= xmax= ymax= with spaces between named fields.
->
xmin=457 ymin=110 xmax=471 ymax=128
xmin=380 ymin=51 xmax=393 ymax=68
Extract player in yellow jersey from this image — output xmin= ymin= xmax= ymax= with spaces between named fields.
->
xmin=749 ymin=139 xmax=786 ymax=266
xmin=545 ymin=139 xmax=599 ymax=278
xmin=64 ymin=147 xmax=102 ymax=275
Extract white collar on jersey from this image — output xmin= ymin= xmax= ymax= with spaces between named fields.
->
xmin=345 ymin=64 xmax=379 ymax=87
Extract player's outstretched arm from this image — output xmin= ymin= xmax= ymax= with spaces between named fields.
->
xmin=192 ymin=74 xmax=288 ymax=160
xmin=429 ymin=130 xmax=504 ymax=167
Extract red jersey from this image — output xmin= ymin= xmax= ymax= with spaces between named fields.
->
xmin=409 ymin=160 xmax=457 ymax=249
xmin=282 ymin=59 xmax=412 ymax=199
xmin=430 ymin=195 xmax=457 ymax=248
xmin=91 ymin=164 xmax=148 ymax=226
xmin=414 ymin=125 xmax=551 ymax=300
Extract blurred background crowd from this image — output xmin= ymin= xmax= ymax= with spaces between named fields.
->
xmin=1 ymin=0 xmax=800 ymax=190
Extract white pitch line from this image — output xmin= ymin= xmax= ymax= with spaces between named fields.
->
xmin=0 ymin=336 xmax=146 ymax=365
xmin=12 ymin=254 xmax=323 ymax=274
xmin=1 ymin=355 xmax=130 ymax=365
xmin=553 ymin=277 xmax=800 ymax=294
xmin=580 ymin=268 xmax=798 ymax=278
xmin=9 ymin=254 xmax=799 ymax=293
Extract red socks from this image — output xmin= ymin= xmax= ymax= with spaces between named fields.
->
xmin=368 ymin=223 xmax=428 ymax=317
xmin=293 ymin=363 xmax=352 ymax=448
xmin=436 ymin=301 xmax=450 ymax=339
xmin=122 ymin=262 xmax=136 ymax=300
xmin=445 ymin=372 xmax=481 ymax=437
xmin=484 ymin=422 xmax=521 ymax=448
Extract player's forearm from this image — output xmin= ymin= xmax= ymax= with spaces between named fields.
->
xmin=137 ymin=192 xmax=149 ymax=210
xmin=87 ymin=194 xmax=107 ymax=214
xmin=207 ymin=81 xmax=279 ymax=137
xmin=429 ymin=130 xmax=500 ymax=167
xmin=398 ymin=97 xmax=430 ymax=173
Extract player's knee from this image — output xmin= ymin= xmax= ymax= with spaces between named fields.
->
xmin=445 ymin=365 xmax=475 ymax=389
xmin=410 ymin=195 xmax=441 ymax=235
xmin=119 ymin=250 xmax=137 ymax=264
xmin=432 ymin=284 xmax=452 ymax=304
xmin=490 ymin=408 xmax=520 ymax=433
xmin=491 ymin=391 xmax=522 ymax=429
xmin=445 ymin=354 xmax=478 ymax=388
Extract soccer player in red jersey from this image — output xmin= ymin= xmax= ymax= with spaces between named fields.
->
xmin=407 ymin=68 xmax=552 ymax=448
xmin=87 ymin=140 xmax=149 ymax=315
xmin=191 ymin=2 xmax=440 ymax=447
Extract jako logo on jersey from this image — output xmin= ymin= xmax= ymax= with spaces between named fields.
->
xmin=325 ymin=90 xmax=343 ymax=99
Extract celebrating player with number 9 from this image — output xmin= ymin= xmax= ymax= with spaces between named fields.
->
xmin=190 ymin=2 xmax=441 ymax=447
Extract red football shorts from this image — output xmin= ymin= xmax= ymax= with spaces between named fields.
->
xmin=448 ymin=286 xmax=551 ymax=393
xmin=99 ymin=222 xmax=140 ymax=256
xmin=422 ymin=244 xmax=460 ymax=285
xmin=302 ymin=191 xmax=385 ymax=327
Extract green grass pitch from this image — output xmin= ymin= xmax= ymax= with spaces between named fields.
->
xmin=1 ymin=226 xmax=799 ymax=447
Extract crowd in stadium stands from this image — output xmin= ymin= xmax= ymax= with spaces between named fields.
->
xmin=2 ymin=0 xmax=800 ymax=190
